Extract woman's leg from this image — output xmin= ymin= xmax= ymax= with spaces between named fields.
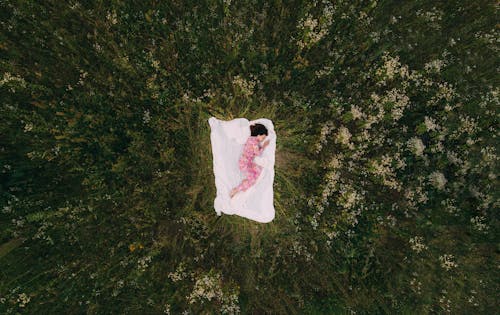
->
xmin=231 ymin=164 xmax=261 ymax=196
xmin=245 ymin=166 xmax=260 ymax=189
xmin=230 ymin=167 xmax=251 ymax=197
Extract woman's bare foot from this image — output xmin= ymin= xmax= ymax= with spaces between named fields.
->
xmin=230 ymin=188 xmax=238 ymax=198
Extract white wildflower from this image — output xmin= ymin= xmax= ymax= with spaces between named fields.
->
xmin=410 ymin=277 xmax=422 ymax=295
xmin=384 ymin=88 xmax=410 ymax=120
xmin=480 ymin=146 xmax=496 ymax=162
xmin=439 ymin=254 xmax=458 ymax=271
xmin=163 ymin=303 xmax=171 ymax=314
xmin=338 ymin=186 xmax=361 ymax=210
xmin=376 ymin=52 xmax=400 ymax=80
xmin=320 ymin=170 xmax=339 ymax=204
xmin=168 ymin=262 xmax=188 ymax=282
xmin=407 ymin=137 xmax=426 ymax=157
xmin=16 ymin=293 xmax=30 ymax=308
xmin=78 ymin=70 xmax=88 ymax=86
xmin=24 ymin=122 xmax=33 ymax=132
xmin=69 ymin=2 xmax=81 ymax=10
xmin=188 ymin=273 xmax=223 ymax=304
xmin=106 ymin=10 xmax=118 ymax=25
xmin=232 ymin=75 xmax=256 ymax=97
xmin=416 ymin=7 xmax=443 ymax=30
xmin=137 ymin=256 xmax=152 ymax=271
xmin=0 ymin=72 xmax=27 ymax=92
xmin=438 ymin=290 xmax=452 ymax=313
xmin=221 ymin=291 xmax=241 ymax=315
xmin=2 ymin=205 xmax=12 ymax=214
xmin=424 ymin=59 xmax=446 ymax=73
xmin=409 ymin=236 xmax=428 ymax=253
xmin=327 ymin=154 xmax=343 ymax=169
xmin=152 ymin=59 xmax=160 ymax=70
xmin=315 ymin=121 xmax=334 ymax=153
xmin=369 ymin=31 xmax=381 ymax=43
xmin=470 ymin=216 xmax=489 ymax=232
xmin=437 ymin=82 xmax=456 ymax=101
xmin=143 ymin=109 xmax=151 ymax=124
xmin=429 ymin=171 xmax=447 ymax=190
xmin=296 ymin=4 xmax=333 ymax=50
xmin=350 ymin=105 xmax=363 ymax=119
xmin=424 ymin=116 xmax=439 ymax=131
xmin=375 ymin=52 xmax=410 ymax=85
xmin=459 ymin=115 xmax=478 ymax=134
xmin=336 ymin=126 xmax=351 ymax=145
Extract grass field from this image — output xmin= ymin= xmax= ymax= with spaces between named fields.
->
xmin=0 ymin=0 xmax=498 ymax=314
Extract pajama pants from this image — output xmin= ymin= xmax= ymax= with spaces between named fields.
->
xmin=234 ymin=163 xmax=263 ymax=192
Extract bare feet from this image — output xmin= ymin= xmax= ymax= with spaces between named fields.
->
xmin=230 ymin=188 xmax=238 ymax=198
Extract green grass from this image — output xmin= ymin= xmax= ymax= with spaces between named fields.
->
xmin=0 ymin=0 xmax=498 ymax=314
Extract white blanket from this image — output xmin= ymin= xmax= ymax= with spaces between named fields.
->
xmin=208 ymin=117 xmax=276 ymax=223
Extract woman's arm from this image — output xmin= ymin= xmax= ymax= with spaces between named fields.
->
xmin=253 ymin=140 xmax=269 ymax=155
xmin=253 ymin=143 xmax=263 ymax=155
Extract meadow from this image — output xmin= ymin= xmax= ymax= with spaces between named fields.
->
xmin=0 ymin=0 xmax=498 ymax=314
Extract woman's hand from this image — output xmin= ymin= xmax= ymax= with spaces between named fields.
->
xmin=255 ymin=139 xmax=270 ymax=155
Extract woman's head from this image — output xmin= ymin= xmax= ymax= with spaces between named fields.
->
xmin=250 ymin=123 xmax=268 ymax=138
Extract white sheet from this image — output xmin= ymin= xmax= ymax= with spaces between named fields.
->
xmin=208 ymin=116 xmax=276 ymax=223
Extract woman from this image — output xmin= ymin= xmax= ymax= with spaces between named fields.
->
xmin=230 ymin=123 xmax=270 ymax=198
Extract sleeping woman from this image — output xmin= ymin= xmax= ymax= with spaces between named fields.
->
xmin=229 ymin=123 xmax=270 ymax=199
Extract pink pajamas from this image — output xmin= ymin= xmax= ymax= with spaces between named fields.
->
xmin=234 ymin=136 xmax=264 ymax=193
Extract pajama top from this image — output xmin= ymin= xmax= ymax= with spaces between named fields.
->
xmin=234 ymin=136 xmax=265 ymax=192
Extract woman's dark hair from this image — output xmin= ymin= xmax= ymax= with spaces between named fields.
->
xmin=250 ymin=123 xmax=268 ymax=136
